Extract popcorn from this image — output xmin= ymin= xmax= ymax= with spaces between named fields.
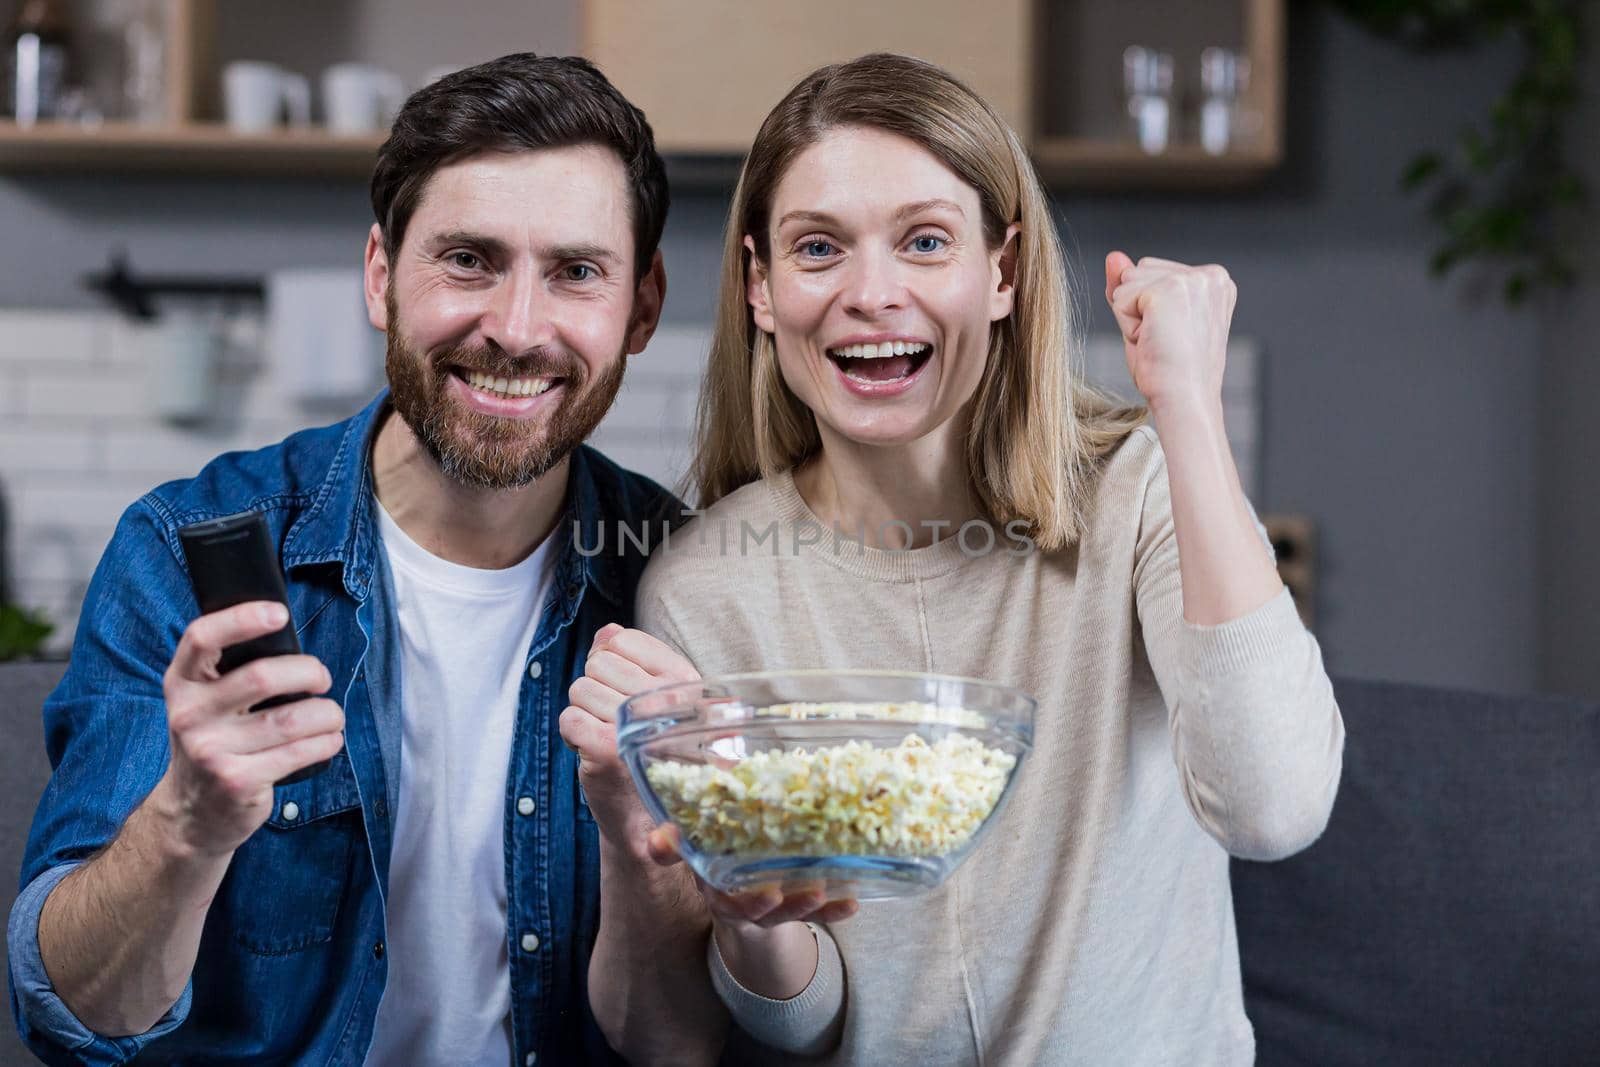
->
xmin=645 ymin=714 xmax=1017 ymax=859
xmin=759 ymin=701 xmax=990 ymax=729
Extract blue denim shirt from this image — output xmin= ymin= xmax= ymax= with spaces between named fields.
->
xmin=7 ymin=390 xmax=680 ymax=1065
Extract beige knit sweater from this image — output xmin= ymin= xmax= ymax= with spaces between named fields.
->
xmin=635 ymin=425 xmax=1344 ymax=1066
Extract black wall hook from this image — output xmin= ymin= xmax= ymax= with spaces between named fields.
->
xmin=83 ymin=250 xmax=265 ymax=321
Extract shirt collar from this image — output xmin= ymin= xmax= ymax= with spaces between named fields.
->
xmin=282 ymin=390 xmax=389 ymax=601
xmin=282 ymin=388 xmax=626 ymax=608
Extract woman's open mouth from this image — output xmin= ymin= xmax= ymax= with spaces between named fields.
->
xmin=825 ymin=341 xmax=933 ymax=397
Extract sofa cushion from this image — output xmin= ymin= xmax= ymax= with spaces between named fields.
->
xmin=1232 ymin=678 xmax=1600 ymax=1065
xmin=2 ymin=658 xmax=67 ymax=1066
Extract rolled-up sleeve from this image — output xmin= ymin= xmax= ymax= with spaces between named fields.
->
xmin=1133 ymin=450 xmax=1346 ymax=861
xmin=9 ymin=863 xmax=192 ymax=1065
xmin=8 ymin=496 xmax=195 ymax=1063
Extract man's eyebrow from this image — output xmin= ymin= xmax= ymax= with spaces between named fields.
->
xmin=547 ymin=243 xmax=622 ymax=265
xmin=426 ymin=232 xmax=622 ymax=266
xmin=430 ymin=230 xmax=512 ymax=257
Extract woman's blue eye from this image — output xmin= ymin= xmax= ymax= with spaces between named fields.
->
xmin=802 ymin=240 xmax=835 ymax=258
xmin=911 ymin=235 xmax=945 ymax=253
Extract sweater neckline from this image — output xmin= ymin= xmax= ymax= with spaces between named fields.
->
xmin=762 ymin=468 xmax=987 ymax=582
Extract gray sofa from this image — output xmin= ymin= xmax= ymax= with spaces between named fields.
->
xmin=4 ymin=663 xmax=1597 ymax=1065
xmin=2 ymin=661 xmax=65 ymax=1067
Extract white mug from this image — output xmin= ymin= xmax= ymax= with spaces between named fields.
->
xmin=267 ymin=268 xmax=382 ymax=408
xmin=138 ymin=309 xmax=221 ymax=424
xmin=223 ymin=61 xmax=311 ymax=133
xmin=321 ymin=63 xmax=406 ymax=134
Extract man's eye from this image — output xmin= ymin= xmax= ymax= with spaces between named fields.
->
xmin=449 ymin=252 xmax=482 ymax=270
xmin=909 ymin=235 xmax=946 ymax=254
xmin=800 ymin=240 xmax=836 ymax=259
xmin=564 ymin=264 xmax=596 ymax=282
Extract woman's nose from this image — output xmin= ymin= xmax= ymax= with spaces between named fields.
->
xmin=841 ymin=249 xmax=906 ymax=318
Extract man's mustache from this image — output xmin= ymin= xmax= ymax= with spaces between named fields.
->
xmin=433 ymin=344 xmax=582 ymax=381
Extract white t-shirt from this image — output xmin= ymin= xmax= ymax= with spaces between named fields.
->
xmin=365 ymin=500 xmax=558 ymax=1066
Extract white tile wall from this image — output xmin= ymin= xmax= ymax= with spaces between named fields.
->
xmin=0 ymin=307 xmax=365 ymax=653
xmin=1083 ymin=334 xmax=1262 ymax=499
xmin=0 ymin=310 xmax=1259 ymax=653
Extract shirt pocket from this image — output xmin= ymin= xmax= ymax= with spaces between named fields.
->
xmin=222 ymin=750 xmax=365 ymax=956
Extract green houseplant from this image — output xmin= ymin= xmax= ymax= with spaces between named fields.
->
xmin=0 ymin=601 xmax=54 ymax=661
xmin=1330 ymin=0 xmax=1587 ymax=303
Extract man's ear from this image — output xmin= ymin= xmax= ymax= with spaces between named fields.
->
xmin=626 ymin=250 xmax=667 ymax=355
xmin=989 ymin=222 xmax=1021 ymax=323
xmin=744 ymin=235 xmax=775 ymax=335
xmin=363 ymin=223 xmax=391 ymax=331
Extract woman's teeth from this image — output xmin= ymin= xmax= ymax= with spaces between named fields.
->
xmin=464 ymin=369 xmax=556 ymax=398
xmin=828 ymin=341 xmax=930 ymax=359
xmin=826 ymin=340 xmax=933 ymax=383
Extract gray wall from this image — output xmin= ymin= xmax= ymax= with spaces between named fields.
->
xmin=1537 ymin=42 xmax=1600 ymax=701
xmin=0 ymin=8 xmax=1564 ymax=696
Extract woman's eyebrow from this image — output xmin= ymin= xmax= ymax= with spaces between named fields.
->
xmin=776 ymin=209 xmax=843 ymax=231
xmin=775 ymin=200 xmax=967 ymax=232
xmin=894 ymin=198 xmax=965 ymax=221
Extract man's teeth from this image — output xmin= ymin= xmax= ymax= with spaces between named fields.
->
xmin=829 ymin=341 xmax=931 ymax=359
xmin=465 ymin=370 xmax=556 ymax=397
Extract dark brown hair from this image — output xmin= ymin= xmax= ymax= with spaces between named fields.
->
xmin=370 ymin=52 xmax=669 ymax=279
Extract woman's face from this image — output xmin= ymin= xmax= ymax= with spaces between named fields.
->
xmin=748 ymin=125 xmax=1018 ymax=449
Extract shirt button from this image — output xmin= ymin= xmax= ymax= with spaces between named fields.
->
xmin=280 ymin=801 xmax=300 ymax=822
xmin=520 ymin=932 xmax=540 ymax=953
xmin=517 ymin=796 xmax=536 ymax=816
xmin=525 ymin=1054 xmax=537 ymax=1066
xmin=373 ymin=940 xmax=385 ymax=960
xmin=374 ymin=797 xmax=388 ymax=820
xmin=527 ymin=660 xmax=543 ymax=680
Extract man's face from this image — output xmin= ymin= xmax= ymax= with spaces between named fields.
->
xmin=369 ymin=145 xmax=658 ymax=489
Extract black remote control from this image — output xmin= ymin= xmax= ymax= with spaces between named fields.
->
xmin=177 ymin=510 xmax=331 ymax=785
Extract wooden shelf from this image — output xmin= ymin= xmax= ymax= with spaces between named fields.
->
xmin=0 ymin=0 xmax=1285 ymax=189
xmin=0 ymin=121 xmax=384 ymax=175
xmin=1031 ymin=140 xmax=1279 ymax=189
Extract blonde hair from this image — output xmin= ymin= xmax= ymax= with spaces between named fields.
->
xmin=689 ymin=52 xmax=1146 ymax=550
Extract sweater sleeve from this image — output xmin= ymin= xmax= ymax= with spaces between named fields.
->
xmin=1132 ymin=441 xmax=1345 ymax=861
xmin=707 ymin=923 xmax=847 ymax=1058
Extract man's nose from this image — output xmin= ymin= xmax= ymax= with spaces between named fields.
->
xmin=841 ymin=248 xmax=907 ymax=318
xmin=483 ymin=269 xmax=557 ymax=355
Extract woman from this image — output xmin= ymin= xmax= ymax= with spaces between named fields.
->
xmin=562 ymin=52 xmax=1343 ymax=1065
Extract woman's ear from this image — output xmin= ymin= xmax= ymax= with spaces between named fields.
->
xmin=989 ymin=222 xmax=1021 ymax=322
xmin=744 ymin=234 xmax=776 ymax=335
xmin=363 ymin=223 xmax=391 ymax=331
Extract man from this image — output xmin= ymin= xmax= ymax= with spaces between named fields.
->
xmin=7 ymin=53 xmax=721 ymax=1065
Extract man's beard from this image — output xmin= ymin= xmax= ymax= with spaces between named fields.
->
xmin=383 ymin=287 xmax=626 ymax=490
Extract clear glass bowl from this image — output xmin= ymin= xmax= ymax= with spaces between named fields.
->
xmin=618 ymin=670 xmax=1035 ymax=900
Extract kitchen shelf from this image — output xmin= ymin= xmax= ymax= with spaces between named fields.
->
xmin=0 ymin=0 xmax=1284 ymax=189
xmin=0 ymin=120 xmax=383 ymax=174
xmin=1030 ymin=140 xmax=1278 ymax=189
